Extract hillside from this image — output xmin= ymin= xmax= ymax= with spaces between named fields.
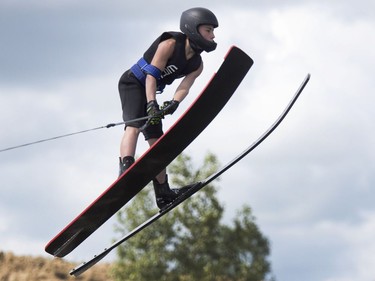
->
xmin=0 ymin=251 xmax=114 ymax=281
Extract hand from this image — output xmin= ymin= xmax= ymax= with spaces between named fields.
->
xmin=161 ymin=100 xmax=180 ymax=115
xmin=146 ymin=100 xmax=163 ymax=125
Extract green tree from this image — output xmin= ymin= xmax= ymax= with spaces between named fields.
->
xmin=111 ymin=153 xmax=273 ymax=281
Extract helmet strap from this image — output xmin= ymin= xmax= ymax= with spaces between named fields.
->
xmin=188 ymin=39 xmax=203 ymax=54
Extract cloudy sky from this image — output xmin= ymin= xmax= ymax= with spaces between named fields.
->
xmin=1 ymin=1 xmax=374 ymax=280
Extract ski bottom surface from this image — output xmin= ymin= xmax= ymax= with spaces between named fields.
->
xmin=70 ymin=73 xmax=311 ymax=277
xmin=45 ymin=46 xmax=253 ymax=258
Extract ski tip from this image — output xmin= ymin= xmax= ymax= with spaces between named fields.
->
xmin=224 ymin=46 xmax=254 ymax=66
xmin=302 ymin=73 xmax=311 ymax=88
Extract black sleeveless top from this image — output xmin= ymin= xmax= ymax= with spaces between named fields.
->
xmin=143 ymin=32 xmax=202 ymax=86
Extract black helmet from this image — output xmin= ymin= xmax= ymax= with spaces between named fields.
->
xmin=180 ymin=7 xmax=219 ymax=53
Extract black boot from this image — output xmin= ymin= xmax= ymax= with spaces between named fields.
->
xmin=118 ymin=156 xmax=135 ymax=177
xmin=153 ymin=176 xmax=177 ymax=209
xmin=154 ymin=175 xmax=195 ymax=209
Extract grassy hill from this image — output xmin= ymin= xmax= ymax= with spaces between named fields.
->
xmin=0 ymin=251 xmax=114 ymax=281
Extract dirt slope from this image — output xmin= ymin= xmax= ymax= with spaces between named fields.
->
xmin=0 ymin=251 xmax=114 ymax=281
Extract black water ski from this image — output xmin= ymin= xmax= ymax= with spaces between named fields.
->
xmin=70 ymin=73 xmax=311 ymax=277
xmin=45 ymin=46 xmax=253 ymax=258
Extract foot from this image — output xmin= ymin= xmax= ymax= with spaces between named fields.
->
xmin=153 ymin=180 xmax=177 ymax=209
xmin=171 ymin=185 xmax=192 ymax=196
xmin=153 ymin=177 xmax=191 ymax=209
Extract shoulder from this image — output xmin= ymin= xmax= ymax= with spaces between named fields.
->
xmin=193 ymin=60 xmax=204 ymax=76
xmin=160 ymin=31 xmax=185 ymax=40
xmin=157 ymin=37 xmax=176 ymax=56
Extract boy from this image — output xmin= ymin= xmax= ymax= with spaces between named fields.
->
xmin=118 ymin=7 xmax=218 ymax=209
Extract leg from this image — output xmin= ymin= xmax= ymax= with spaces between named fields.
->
xmin=147 ymin=137 xmax=166 ymax=184
xmin=121 ymin=126 xmax=140 ymax=158
xmin=118 ymin=126 xmax=139 ymax=177
xmin=118 ymin=72 xmax=147 ymax=177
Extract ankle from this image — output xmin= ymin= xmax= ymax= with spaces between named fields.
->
xmin=122 ymin=156 xmax=135 ymax=166
xmin=154 ymin=174 xmax=168 ymax=185
xmin=118 ymin=156 xmax=135 ymax=177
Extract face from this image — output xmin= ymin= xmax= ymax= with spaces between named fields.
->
xmin=198 ymin=25 xmax=215 ymax=42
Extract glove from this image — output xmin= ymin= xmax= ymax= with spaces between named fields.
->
xmin=161 ymin=100 xmax=180 ymax=116
xmin=146 ymin=100 xmax=163 ymax=125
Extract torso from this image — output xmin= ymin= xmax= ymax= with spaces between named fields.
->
xmin=143 ymin=32 xmax=202 ymax=86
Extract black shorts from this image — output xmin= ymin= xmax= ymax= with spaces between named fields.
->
xmin=118 ymin=70 xmax=163 ymax=140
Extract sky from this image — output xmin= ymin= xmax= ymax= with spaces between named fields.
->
xmin=1 ymin=1 xmax=374 ymax=280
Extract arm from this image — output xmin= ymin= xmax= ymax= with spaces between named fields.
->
xmin=145 ymin=39 xmax=175 ymax=102
xmin=161 ymin=62 xmax=203 ymax=116
xmin=173 ymin=62 xmax=203 ymax=102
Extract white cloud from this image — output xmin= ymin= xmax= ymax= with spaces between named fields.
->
xmin=199 ymin=5 xmax=375 ymax=281
xmin=269 ymin=211 xmax=375 ymax=281
xmin=1 ymin=2 xmax=375 ymax=281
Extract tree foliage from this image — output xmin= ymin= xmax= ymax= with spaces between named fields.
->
xmin=111 ymin=153 xmax=273 ymax=281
